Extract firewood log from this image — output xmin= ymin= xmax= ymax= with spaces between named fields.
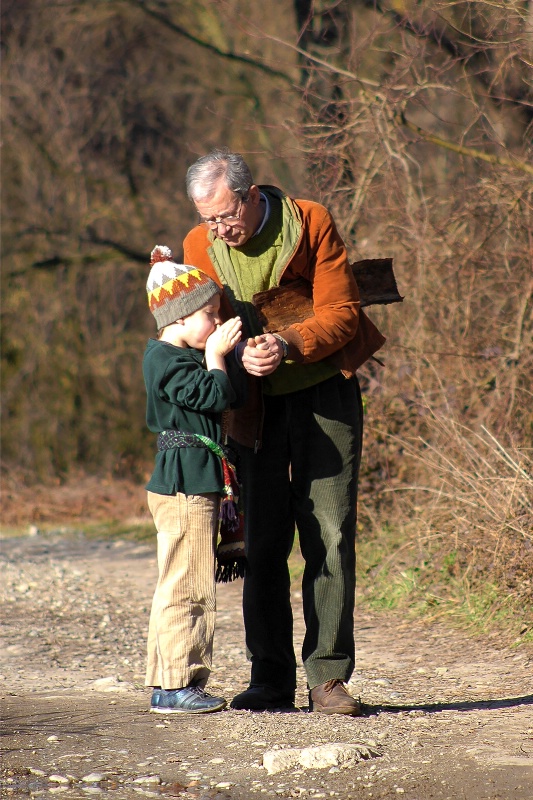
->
xmin=253 ymin=258 xmax=402 ymax=331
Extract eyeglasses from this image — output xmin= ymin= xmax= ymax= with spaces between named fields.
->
xmin=200 ymin=196 xmax=247 ymax=230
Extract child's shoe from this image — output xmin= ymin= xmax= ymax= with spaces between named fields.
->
xmin=150 ymin=686 xmax=226 ymax=714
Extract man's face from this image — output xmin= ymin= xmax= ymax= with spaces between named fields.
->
xmin=194 ymin=181 xmax=261 ymax=248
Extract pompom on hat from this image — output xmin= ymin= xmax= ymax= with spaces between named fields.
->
xmin=147 ymin=245 xmax=220 ymax=330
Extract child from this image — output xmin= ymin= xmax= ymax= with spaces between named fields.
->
xmin=143 ymin=245 xmax=242 ymax=714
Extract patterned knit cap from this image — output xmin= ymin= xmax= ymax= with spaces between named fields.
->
xmin=147 ymin=245 xmax=220 ymax=330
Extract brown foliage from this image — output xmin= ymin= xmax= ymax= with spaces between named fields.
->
xmin=1 ymin=1 xmax=532 ymax=605
xmin=291 ymin=0 xmax=532 ymax=605
xmin=1 ymin=0 xmax=301 ymax=478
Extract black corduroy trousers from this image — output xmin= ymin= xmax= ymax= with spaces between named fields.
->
xmin=230 ymin=373 xmax=363 ymax=693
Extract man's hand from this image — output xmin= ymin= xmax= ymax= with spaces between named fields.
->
xmin=241 ymin=334 xmax=284 ymax=377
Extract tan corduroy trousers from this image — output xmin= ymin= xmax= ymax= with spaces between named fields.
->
xmin=145 ymin=490 xmax=219 ymax=690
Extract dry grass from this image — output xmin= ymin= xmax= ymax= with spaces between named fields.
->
xmin=357 ymin=391 xmax=533 ymax=633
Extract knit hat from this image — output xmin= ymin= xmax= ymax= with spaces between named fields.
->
xmin=147 ymin=245 xmax=220 ymax=330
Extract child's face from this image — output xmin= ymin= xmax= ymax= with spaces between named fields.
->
xmin=178 ymin=293 xmax=222 ymax=350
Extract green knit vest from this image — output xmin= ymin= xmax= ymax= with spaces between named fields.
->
xmin=229 ymin=197 xmax=338 ymax=396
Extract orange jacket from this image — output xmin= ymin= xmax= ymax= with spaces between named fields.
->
xmin=183 ymin=187 xmax=385 ymax=448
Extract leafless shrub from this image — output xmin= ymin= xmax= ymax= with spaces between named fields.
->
xmin=287 ymin=0 xmax=532 ymax=605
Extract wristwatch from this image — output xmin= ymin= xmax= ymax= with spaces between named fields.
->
xmin=272 ymin=333 xmax=289 ymax=360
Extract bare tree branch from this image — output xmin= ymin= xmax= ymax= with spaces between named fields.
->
xmin=128 ymin=0 xmax=295 ymax=86
xmin=263 ymin=30 xmax=533 ymax=175
xmin=396 ymin=110 xmax=533 ymax=176
xmin=363 ymin=0 xmax=533 ymax=121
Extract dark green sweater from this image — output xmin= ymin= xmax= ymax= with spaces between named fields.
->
xmin=143 ymin=339 xmax=236 ymax=496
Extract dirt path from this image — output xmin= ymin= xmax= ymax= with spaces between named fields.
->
xmin=1 ymin=530 xmax=532 ymax=800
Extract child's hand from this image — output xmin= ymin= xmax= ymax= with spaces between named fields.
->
xmin=205 ymin=317 xmax=242 ymax=357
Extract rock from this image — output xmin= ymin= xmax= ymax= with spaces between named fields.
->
xmin=48 ymin=775 xmax=70 ymax=784
xmin=132 ymin=775 xmax=161 ymax=785
xmin=89 ymin=676 xmax=134 ymax=692
xmin=81 ymin=773 xmax=106 ymax=783
xmin=299 ymin=743 xmax=378 ymax=770
xmin=263 ymin=742 xmax=380 ymax=774
xmin=263 ymin=749 xmax=301 ymax=774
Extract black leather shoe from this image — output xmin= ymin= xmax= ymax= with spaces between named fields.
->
xmin=230 ymin=685 xmax=295 ymax=711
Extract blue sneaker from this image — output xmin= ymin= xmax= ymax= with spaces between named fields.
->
xmin=150 ymin=686 xmax=226 ymax=714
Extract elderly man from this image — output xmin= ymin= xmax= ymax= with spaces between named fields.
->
xmin=183 ymin=148 xmax=385 ymax=714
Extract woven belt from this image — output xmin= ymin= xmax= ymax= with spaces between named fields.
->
xmin=157 ymin=430 xmax=209 ymax=451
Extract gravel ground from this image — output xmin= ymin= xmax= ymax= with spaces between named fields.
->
xmin=1 ymin=529 xmax=532 ymax=800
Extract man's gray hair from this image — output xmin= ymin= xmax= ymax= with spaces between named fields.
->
xmin=186 ymin=148 xmax=254 ymax=203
